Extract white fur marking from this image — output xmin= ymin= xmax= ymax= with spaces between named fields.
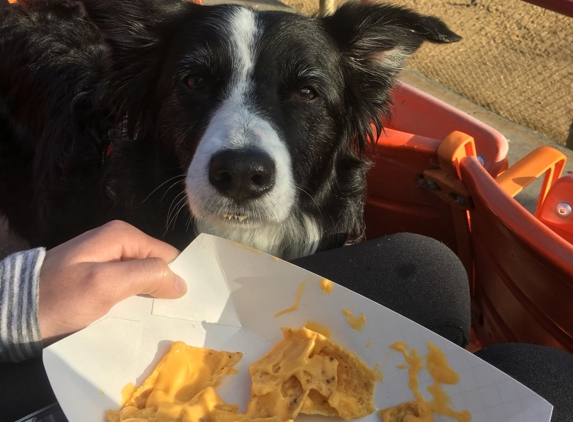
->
xmin=185 ymin=7 xmax=299 ymax=258
xmin=196 ymin=211 xmax=321 ymax=260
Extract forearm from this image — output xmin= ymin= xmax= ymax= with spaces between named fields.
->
xmin=0 ymin=248 xmax=46 ymax=362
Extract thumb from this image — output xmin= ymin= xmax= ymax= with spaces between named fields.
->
xmin=101 ymin=257 xmax=188 ymax=301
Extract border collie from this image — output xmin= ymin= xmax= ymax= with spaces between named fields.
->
xmin=0 ymin=0 xmax=460 ymax=259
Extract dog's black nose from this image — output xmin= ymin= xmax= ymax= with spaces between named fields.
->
xmin=209 ymin=149 xmax=276 ymax=202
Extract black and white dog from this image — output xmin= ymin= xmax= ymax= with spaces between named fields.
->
xmin=0 ymin=0 xmax=460 ymax=259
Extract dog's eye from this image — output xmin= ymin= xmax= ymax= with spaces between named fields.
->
xmin=185 ymin=73 xmax=210 ymax=90
xmin=294 ymin=86 xmax=317 ymax=101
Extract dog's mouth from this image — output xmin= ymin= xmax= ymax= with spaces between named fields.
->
xmin=222 ymin=213 xmax=248 ymax=222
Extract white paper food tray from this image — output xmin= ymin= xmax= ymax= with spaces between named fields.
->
xmin=43 ymin=234 xmax=553 ymax=422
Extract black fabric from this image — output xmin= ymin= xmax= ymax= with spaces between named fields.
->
xmin=0 ymin=357 xmax=57 ymax=422
xmin=475 ymin=343 xmax=573 ymax=422
xmin=292 ymin=232 xmax=471 ymax=347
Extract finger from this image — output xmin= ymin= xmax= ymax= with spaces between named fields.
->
xmin=96 ymin=258 xmax=187 ymax=303
xmin=59 ymin=221 xmax=181 ymax=264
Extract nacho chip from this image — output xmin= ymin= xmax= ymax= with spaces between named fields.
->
xmin=125 ymin=342 xmax=242 ymax=409
xmin=108 ymin=328 xmax=377 ymax=422
xmin=249 ymin=327 xmax=379 ymax=421
xmin=246 ymin=376 xmax=307 ymax=420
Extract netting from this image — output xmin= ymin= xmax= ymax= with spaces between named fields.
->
xmin=284 ymin=0 xmax=573 ymax=147
xmin=389 ymin=0 xmax=573 ymax=147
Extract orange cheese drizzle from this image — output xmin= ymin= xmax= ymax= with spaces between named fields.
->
xmin=230 ymin=241 xmax=262 ymax=254
xmin=342 ymin=308 xmax=366 ymax=331
xmin=320 ymin=278 xmax=334 ymax=295
xmin=425 ymin=342 xmax=470 ymax=422
xmin=383 ymin=341 xmax=471 ymax=422
xmin=389 ymin=342 xmax=425 ymax=403
xmin=274 ymin=280 xmax=306 ymax=317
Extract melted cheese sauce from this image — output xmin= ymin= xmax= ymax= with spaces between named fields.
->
xmin=389 ymin=342 xmax=424 ymax=403
xmin=110 ymin=328 xmax=379 ymax=422
xmin=274 ymin=281 xmax=306 ymax=317
xmin=425 ymin=343 xmax=469 ymax=422
xmin=248 ymin=329 xmax=340 ymax=419
xmin=249 ymin=327 xmax=378 ymax=421
xmin=320 ymin=278 xmax=334 ymax=295
xmin=379 ymin=342 xmax=471 ymax=422
xmin=341 ymin=309 xmax=366 ymax=331
xmin=121 ymin=383 xmax=135 ymax=405
xmin=304 ymin=320 xmax=332 ymax=338
xmin=230 ymin=241 xmax=262 ymax=254
xmin=145 ymin=343 xmax=239 ymax=407
xmin=426 ymin=342 xmax=459 ymax=385
xmin=109 ymin=342 xmax=242 ymax=422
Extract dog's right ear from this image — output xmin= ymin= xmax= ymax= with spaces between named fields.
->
xmin=321 ymin=2 xmax=461 ymax=151
xmin=80 ymin=0 xmax=194 ymax=138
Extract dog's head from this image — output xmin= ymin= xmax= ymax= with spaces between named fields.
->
xmin=87 ymin=0 xmax=460 ymax=258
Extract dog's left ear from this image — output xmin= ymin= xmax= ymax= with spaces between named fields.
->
xmin=321 ymin=2 xmax=461 ymax=149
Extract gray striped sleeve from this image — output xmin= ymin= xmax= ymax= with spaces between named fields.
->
xmin=0 ymin=247 xmax=46 ymax=362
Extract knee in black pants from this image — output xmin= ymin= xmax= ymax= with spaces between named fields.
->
xmin=292 ymin=233 xmax=471 ymax=347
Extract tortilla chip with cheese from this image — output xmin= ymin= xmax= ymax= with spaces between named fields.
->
xmin=107 ymin=328 xmax=378 ymax=422
xmin=249 ymin=327 xmax=380 ymax=421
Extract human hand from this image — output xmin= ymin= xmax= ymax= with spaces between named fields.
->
xmin=38 ymin=220 xmax=187 ymax=346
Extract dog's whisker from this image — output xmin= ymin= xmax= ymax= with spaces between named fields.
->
xmin=170 ymin=196 xmax=190 ymax=231
xmin=143 ymin=175 xmax=186 ymax=204
xmin=160 ymin=179 xmax=186 ymax=204
xmin=166 ymin=193 xmax=190 ymax=236
xmin=185 ymin=213 xmax=194 ymax=233
xmin=296 ymin=186 xmax=324 ymax=221
xmin=165 ymin=191 xmax=187 ymax=232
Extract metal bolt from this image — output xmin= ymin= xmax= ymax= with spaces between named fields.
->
xmin=455 ymin=195 xmax=468 ymax=206
xmin=556 ymin=202 xmax=572 ymax=218
xmin=426 ymin=180 xmax=439 ymax=190
xmin=477 ymin=156 xmax=485 ymax=166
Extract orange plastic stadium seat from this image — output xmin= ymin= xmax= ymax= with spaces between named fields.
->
xmin=431 ymin=132 xmax=573 ymax=351
xmin=459 ymin=155 xmax=573 ymax=351
xmin=536 ymin=174 xmax=573 ymax=245
xmin=365 ymin=82 xmax=508 ymax=274
xmin=384 ymin=82 xmax=508 ymax=175
xmin=365 ymin=83 xmax=573 ymax=351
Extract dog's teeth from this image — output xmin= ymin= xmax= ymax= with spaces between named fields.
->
xmin=222 ymin=214 xmax=248 ymax=222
